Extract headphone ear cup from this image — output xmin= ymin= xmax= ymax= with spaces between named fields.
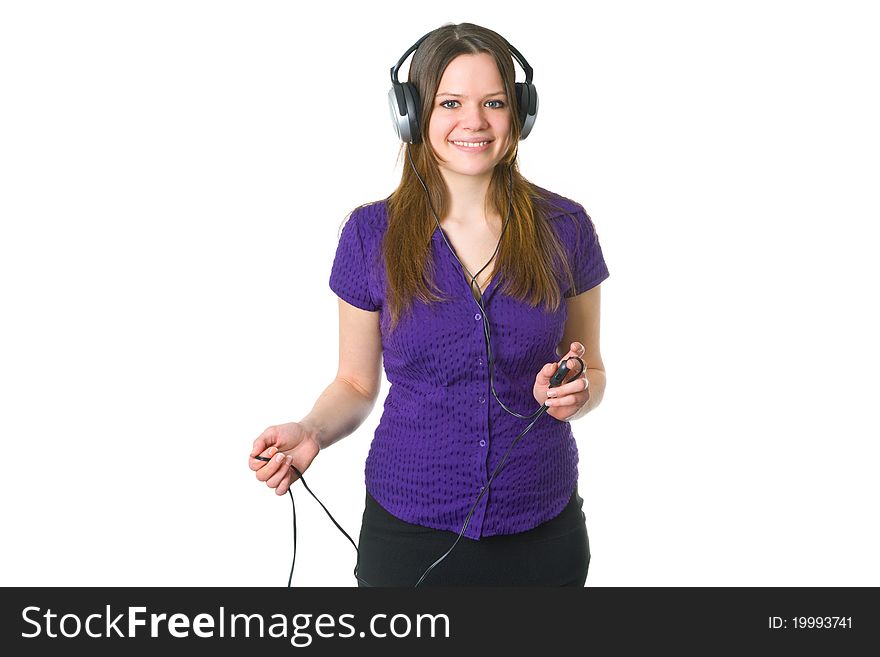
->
xmin=388 ymin=84 xmax=406 ymax=142
xmin=402 ymin=82 xmax=422 ymax=144
xmin=515 ymin=81 xmax=539 ymax=140
xmin=388 ymin=82 xmax=422 ymax=144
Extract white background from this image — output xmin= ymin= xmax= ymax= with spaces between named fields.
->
xmin=1 ymin=1 xmax=878 ymax=587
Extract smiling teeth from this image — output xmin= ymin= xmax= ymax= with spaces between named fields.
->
xmin=451 ymin=141 xmax=489 ymax=148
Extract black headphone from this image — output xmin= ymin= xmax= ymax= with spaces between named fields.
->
xmin=388 ymin=28 xmax=539 ymax=144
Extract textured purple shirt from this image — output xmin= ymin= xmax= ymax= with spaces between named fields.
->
xmin=329 ymin=187 xmax=609 ymax=539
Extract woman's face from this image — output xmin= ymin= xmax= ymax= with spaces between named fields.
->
xmin=427 ymin=52 xmax=512 ymax=180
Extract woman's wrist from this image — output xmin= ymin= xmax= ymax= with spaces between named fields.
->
xmin=298 ymin=417 xmax=325 ymax=451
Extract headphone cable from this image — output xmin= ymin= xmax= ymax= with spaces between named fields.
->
xmin=272 ymin=153 xmax=581 ymax=587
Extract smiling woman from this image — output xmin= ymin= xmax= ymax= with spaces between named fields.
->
xmin=250 ymin=22 xmax=610 ymax=588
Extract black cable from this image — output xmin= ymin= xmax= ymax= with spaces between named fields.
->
xmin=413 ymin=400 xmax=552 ymax=586
xmin=255 ymin=455 xmax=368 ymax=585
xmin=273 ymin=347 xmax=581 ymax=587
xmin=406 ymin=149 xmax=542 ymax=421
xmin=287 ymin=486 xmax=296 ymax=587
xmin=289 ymin=463 xmax=370 ymax=587
xmin=261 ymin=152 xmax=585 ymax=586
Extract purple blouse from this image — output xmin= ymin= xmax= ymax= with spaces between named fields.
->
xmin=328 ymin=187 xmax=610 ymax=539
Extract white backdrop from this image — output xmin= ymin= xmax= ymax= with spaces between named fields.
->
xmin=1 ymin=0 xmax=877 ymax=587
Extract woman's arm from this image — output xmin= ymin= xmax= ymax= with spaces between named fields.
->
xmin=300 ymin=298 xmax=383 ymax=449
xmin=299 ymin=378 xmax=378 ymax=450
xmin=556 ymin=284 xmax=606 ymax=421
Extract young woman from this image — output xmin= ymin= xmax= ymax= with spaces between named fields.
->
xmin=249 ymin=23 xmax=610 ymax=587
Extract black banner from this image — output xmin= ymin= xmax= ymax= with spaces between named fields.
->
xmin=1 ymin=587 xmax=874 ymax=654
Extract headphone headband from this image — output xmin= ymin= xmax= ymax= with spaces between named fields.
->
xmin=389 ymin=29 xmax=534 ymax=86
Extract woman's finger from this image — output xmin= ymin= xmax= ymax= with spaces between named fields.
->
xmin=547 ymin=375 xmax=589 ymax=399
xmin=248 ymin=445 xmax=278 ymax=471
xmin=547 ymin=392 xmax=581 ymax=407
xmin=249 ymin=426 xmax=281 ymax=470
xmin=535 ymin=361 xmax=559 ymax=386
xmin=275 ymin=466 xmax=295 ymax=496
xmin=565 ymin=342 xmax=586 ymax=358
xmin=266 ymin=454 xmax=293 ymax=489
xmin=250 ymin=426 xmax=279 ymax=456
xmin=546 ymin=377 xmax=590 ymax=414
xmin=255 ymin=451 xmax=287 ymax=482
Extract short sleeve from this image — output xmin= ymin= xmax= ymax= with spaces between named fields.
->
xmin=565 ymin=208 xmax=610 ymax=298
xmin=329 ymin=209 xmax=380 ymax=311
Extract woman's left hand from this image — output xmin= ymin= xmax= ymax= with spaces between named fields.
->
xmin=533 ymin=341 xmax=590 ymax=421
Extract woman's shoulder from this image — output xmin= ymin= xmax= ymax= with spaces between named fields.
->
xmin=345 ymin=198 xmax=390 ymax=233
xmin=334 ymin=199 xmax=389 ymax=253
xmin=529 ymin=184 xmax=588 ymax=221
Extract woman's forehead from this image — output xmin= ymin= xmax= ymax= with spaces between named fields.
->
xmin=438 ymin=52 xmax=503 ymax=89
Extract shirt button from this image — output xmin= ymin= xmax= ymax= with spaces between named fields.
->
xmin=479 ymin=396 xmax=485 ymax=404
xmin=479 ymin=439 xmax=486 ymax=447
xmin=478 ymin=358 xmax=483 ymax=365
xmin=474 ymin=313 xmax=481 ymax=320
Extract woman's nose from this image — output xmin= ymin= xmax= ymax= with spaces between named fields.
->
xmin=459 ymin=103 xmax=489 ymax=128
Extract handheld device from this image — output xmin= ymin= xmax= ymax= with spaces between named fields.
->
xmin=549 ymin=356 xmax=578 ymax=388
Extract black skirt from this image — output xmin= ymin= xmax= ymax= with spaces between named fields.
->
xmin=355 ymin=486 xmax=590 ymax=587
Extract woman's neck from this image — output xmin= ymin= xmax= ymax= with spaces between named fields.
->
xmin=439 ymin=168 xmax=497 ymax=229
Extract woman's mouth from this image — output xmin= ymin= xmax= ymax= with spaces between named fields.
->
xmin=448 ymin=140 xmax=492 ymax=153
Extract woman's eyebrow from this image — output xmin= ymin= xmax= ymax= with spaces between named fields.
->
xmin=435 ymin=91 xmax=507 ymax=98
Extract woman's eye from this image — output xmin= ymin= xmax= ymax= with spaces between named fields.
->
xmin=439 ymin=100 xmax=505 ymax=109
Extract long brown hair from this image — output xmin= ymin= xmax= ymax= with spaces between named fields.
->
xmin=349 ymin=23 xmax=580 ymax=335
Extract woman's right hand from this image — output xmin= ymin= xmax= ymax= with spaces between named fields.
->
xmin=248 ymin=422 xmax=321 ymax=495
